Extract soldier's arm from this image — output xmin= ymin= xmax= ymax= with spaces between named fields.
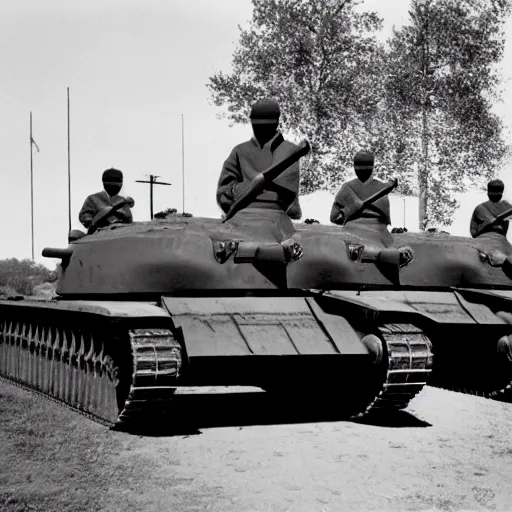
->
xmin=330 ymin=186 xmax=346 ymax=224
xmin=275 ymin=161 xmax=301 ymax=219
xmin=78 ymin=196 xmax=96 ymax=228
xmin=469 ymin=207 xmax=482 ymax=238
xmin=503 ymin=220 xmax=510 ymax=236
xmin=114 ymin=207 xmax=133 ymax=223
xmin=286 ymin=196 xmax=302 ymax=220
xmin=216 ymin=148 xmax=242 ymax=214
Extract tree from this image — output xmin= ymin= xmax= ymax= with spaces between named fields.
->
xmin=0 ymin=258 xmax=57 ymax=296
xmin=384 ymin=0 xmax=512 ymax=228
xmin=208 ymin=0 xmax=512 ymax=229
xmin=207 ymin=0 xmax=385 ymax=193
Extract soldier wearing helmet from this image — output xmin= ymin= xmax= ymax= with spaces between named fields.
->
xmin=216 ymin=98 xmax=302 ymax=223
xmin=330 ymin=150 xmax=392 ymax=246
xmin=470 ymin=179 xmax=512 ymax=238
xmin=79 ymin=168 xmax=135 ymax=229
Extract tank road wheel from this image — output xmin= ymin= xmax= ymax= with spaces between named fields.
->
xmin=0 ymin=313 xmax=182 ymax=429
xmin=429 ymin=330 xmax=512 ymax=401
xmin=260 ymin=324 xmax=433 ymax=420
xmin=490 ymin=335 xmax=512 ymax=401
xmin=349 ymin=324 xmax=434 ymax=420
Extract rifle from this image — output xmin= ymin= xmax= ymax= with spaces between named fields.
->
xmin=222 ymin=140 xmax=311 ymax=223
xmin=338 ymin=178 xmax=398 ymax=225
xmin=87 ymin=196 xmax=135 ymax=235
xmin=474 ymin=206 xmax=512 ymax=238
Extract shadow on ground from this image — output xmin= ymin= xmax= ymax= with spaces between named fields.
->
xmin=350 ymin=410 xmax=432 ymax=428
xmin=118 ymin=390 xmax=432 ymax=437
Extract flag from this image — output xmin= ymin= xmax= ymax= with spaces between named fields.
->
xmin=31 ymin=136 xmax=40 ymax=153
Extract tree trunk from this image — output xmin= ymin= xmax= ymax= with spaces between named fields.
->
xmin=419 ymin=4 xmax=430 ymax=232
xmin=419 ymin=106 xmax=429 ymax=230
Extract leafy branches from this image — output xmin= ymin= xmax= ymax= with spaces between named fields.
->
xmin=207 ymin=0 xmax=511 ymax=228
xmin=207 ymin=0 xmax=384 ymax=192
xmin=385 ymin=0 xmax=511 ymax=227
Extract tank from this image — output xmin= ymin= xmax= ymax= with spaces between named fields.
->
xmin=0 ymin=142 xmax=433 ymax=429
xmin=289 ymin=219 xmax=512 ymax=400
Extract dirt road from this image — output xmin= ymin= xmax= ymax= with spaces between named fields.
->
xmin=1 ymin=381 xmax=512 ymax=512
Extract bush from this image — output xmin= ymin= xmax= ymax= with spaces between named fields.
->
xmin=0 ymin=259 xmax=58 ymax=296
xmin=154 ymin=208 xmax=193 ymax=219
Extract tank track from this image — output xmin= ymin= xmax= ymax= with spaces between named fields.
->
xmin=351 ymin=323 xmax=434 ymax=419
xmin=433 ymin=380 xmax=512 ymax=403
xmin=0 ymin=317 xmax=181 ymax=429
xmin=428 ymin=342 xmax=512 ymax=404
xmin=0 ymin=314 xmax=433 ymax=426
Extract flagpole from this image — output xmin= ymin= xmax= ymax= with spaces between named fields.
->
xmin=67 ymin=87 xmax=71 ymax=233
xmin=30 ymin=112 xmax=34 ymax=261
xmin=181 ymin=114 xmax=185 ymax=214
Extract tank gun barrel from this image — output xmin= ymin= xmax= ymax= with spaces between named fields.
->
xmin=42 ymin=247 xmax=74 ymax=262
xmin=222 ymin=140 xmax=311 ymax=223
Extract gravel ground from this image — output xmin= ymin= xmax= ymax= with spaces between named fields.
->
xmin=1 ymin=381 xmax=512 ymax=512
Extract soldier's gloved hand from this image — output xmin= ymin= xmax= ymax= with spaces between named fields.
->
xmin=125 ymin=196 xmax=135 ymax=208
xmin=333 ymin=211 xmax=345 ymax=225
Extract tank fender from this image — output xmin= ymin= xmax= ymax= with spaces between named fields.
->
xmin=328 ymin=290 xmax=509 ymax=325
xmin=455 ymin=289 xmax=512 ymax=320
xmin=160 ymin=296 xmax=371 ymax=358
xmin=0 ymin=299 xmax=172 ymax=318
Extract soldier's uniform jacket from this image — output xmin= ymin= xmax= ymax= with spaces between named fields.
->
xmin=331 ymin=177 xmax=391 ymax=225
xmin=216 ymin=131 xmax=302 ymax=219
xmin=79 ymin=190 xmax=133 ymax=229
xmin=470 ymin=199 xmax=512 ymax=238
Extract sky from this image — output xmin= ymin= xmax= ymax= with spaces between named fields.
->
xmin=0 ymin=0 xmax=511 ymax=266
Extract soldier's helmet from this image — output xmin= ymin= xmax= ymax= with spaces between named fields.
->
xmin=250 ymin=98 xmax=280 ymax=124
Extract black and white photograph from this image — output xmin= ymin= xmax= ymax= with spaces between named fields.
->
xmin=1 ymin=1 xmax=512 ymax=510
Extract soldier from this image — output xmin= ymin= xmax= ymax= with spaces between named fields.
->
xmin=79 ymin=168 xmax=134 ymax=230
xmin=470 ymin=179 xmax=512 ymax=239
xmin=330 ymin=150 xmax=392 ymax=246
xmin=216 ymin=98 xmax=302 ymax=223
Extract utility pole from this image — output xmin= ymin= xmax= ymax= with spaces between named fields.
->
xmin=136 ymin=175 xmax=171 ymax=219
xmin=67 ymin=87 xmax=71 ymax=233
